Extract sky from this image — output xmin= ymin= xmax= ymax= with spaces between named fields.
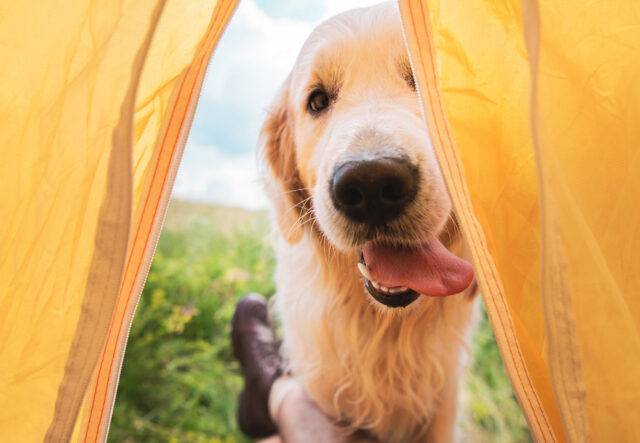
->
xmin=172 ymin=0 xmax=378 ymax=210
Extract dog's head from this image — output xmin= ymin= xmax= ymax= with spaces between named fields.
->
xmin=261 ymin=3 xmax=473 ymax=308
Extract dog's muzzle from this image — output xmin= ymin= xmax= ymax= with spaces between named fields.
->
xmin=330 ymin=154 xmax=474 ymax=308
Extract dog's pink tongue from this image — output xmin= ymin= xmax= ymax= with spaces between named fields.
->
xmin=362 ymin=238 xmax=474 ymax=297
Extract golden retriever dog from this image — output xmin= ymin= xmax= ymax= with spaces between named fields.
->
xmin=260 ymin=2 xmax=477 ymax=441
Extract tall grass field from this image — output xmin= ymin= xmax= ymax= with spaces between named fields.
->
xmin=108 ymin=200 xmax=532 ymax=442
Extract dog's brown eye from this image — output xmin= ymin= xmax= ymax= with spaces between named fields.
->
xmin=307 ymin=89 xmax=329 ymax=114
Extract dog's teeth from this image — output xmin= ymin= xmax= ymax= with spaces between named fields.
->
xmin=356 ymin=262 xmax=407 ymax=296
xmin=383 ymin=286 xmax=409 ymax=294
xmin=357 ymin=262 xmax=373 ymax=281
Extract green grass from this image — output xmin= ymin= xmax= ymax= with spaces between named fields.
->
xmin=462 ymin=310 xmax=532 ymax=443
xmin=108 ymin=199 xmax=531 ymax=442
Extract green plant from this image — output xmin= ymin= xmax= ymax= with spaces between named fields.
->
xmin=109 ymin=201 xmax=531 ymax=442
xmin=461 ymin=307 xmax=532 ymax=442
xmin=108 ymin=211 xmax=274 ymax=442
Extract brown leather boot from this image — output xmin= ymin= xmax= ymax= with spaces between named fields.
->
xmin=231 ymin=293 xmax=283 ymax=438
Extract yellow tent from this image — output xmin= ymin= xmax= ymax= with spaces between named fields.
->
xmin=0 ymin=0 xmax=638 ymax=441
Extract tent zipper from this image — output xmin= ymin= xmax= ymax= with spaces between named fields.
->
xmin=103 ymin=47 xmax=218 ymax=439
xmin=103 ymin=194 xmax=172 ymax=441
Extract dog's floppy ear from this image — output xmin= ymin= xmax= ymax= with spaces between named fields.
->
xmin=260 ymin=76 xmax=308 ymax=244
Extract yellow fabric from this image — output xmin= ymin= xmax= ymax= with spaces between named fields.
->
xmin=526 ymin=0 xmax=640 ymax=440
xmin=0 ymin=1 xmax=155 ymax=440
xmin=0 ymin=0 xmax=234 ymax=441
xmin=400 ymin=0 xmax=640 ymax=440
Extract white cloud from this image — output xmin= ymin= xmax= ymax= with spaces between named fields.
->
xmin=201 ymin=0 xmax=380 ymax=129
xmin=204 ymin=0 xmax=315 ymax=123
xmin=173 ymin=144 xmax=269 ymax=210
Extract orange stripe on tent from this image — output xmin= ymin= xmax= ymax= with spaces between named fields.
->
xmin=45 ymin=2 xmax=167 ymax=441
xmin=400 ymin=0 xmax=559 ymax=440
xmin=406 ymin=3 xmax=550 ymax=435
xmin=81 ymin=1 xmax=239 ymax=441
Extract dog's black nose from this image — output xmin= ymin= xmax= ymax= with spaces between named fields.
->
xmin=331 ymin=157 xmax=418 ymax=225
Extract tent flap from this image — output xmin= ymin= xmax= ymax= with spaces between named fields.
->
xmin=0 ymin=0 xmax=238 ymax=441
xmin=399 ymin=1 xmax=563 ymax=440
xmin=401 ymin=0 xmax=640 ymax=441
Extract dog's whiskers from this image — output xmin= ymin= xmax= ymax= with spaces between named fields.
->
xmin=286 ymin=209 xmax=313 ymax=239
xmin=292 ymin=195 xmax=313 ymax=211
xmin=278 ymin=187 xmax=313 ymax=197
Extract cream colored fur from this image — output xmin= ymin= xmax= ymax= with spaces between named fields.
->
xmin=260 ymin=3 xmax=477 ymax=441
